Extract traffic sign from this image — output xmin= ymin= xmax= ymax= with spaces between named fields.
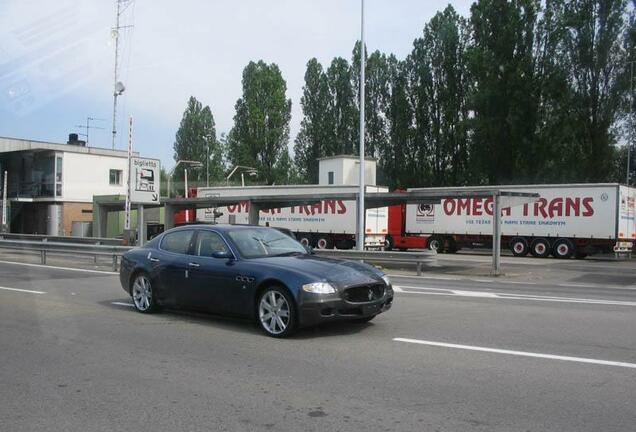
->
xmin=130 ymin=157 xmax=161 ymax=204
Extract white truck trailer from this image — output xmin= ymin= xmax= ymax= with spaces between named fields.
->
xmin=405 ymin=183 xmax=635 ymax=258
xmin=195 ymin=185 xmax=388 ymax=249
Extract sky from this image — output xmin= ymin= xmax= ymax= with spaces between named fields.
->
xmin=0 ymin=0 xmax=473 ymax=169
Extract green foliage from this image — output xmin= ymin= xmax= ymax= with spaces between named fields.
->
xmin=173 ymin=96 xmax=224 ymax=190
xmin=227 ymin=61 xmax=293 ymax=185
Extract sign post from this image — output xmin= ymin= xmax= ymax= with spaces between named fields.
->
xmin=1 ymin=170 xmax=7 ymax=232
xmin=129 ymin=156 xmax=161 ymax=245
xmin=124 ymin=117 xmax=133 ymax=232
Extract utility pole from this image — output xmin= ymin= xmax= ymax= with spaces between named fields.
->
xmin=356 ymin=0 xmax=366 ymax=251
xmin=75 ymin=116 xmax=105 ymax=146
xmin=111 ymin=0 xmax=133 ymax=150
xmin=628 ymin=60 xmax=634 ymax=186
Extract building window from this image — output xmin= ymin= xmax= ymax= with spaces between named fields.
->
xmin=109 ymin=169 xmax=123 ymax=186
xmin=54 ymin=155 xmax=63 ymax=197
xmin=328 ymin=171 xmax=334 ymax=185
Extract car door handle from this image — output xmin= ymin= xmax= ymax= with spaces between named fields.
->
xmin=149 ymin=257 xmax=160 ymax=263
xmin=188 ymin=262 xmax=200 ymax=268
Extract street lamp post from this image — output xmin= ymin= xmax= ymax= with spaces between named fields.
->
xmin=226 ymin=165 xmax=258 ymax=187
xmin=168 ymin=160 xmax=203 ymax=198
xmin=356 ymin=0 xmax=366 ymax=251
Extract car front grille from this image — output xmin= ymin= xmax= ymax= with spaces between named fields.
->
xmin=344 ymin=284 xmax=386 ymax=303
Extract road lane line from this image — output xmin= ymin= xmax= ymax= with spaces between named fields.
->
xmin=394 ymin=285 xmax=636 ymax=306
xmin=393 ymin=338 xmax=636 ymax=369
xmin=0 ymin=260 xmax=117 ymax=275
xmin=112 ymin=302 xmax=134 ymax=307
xmin=0 ymin=286 xmax=46 ymax=294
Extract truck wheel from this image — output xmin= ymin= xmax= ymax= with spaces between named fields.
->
xmin=530 ymin=238 xmax=551 ymax=258
xmin=298 ymin=234 xmax=313 ymax=248
xmin=384 ymin=235 xmax=394 ymax=251
xmin=315 ymin=236 xmax=333 ymax=249
xmin=552 ymin=239 xmax=574 ymax=259
xmin=509 ymin=237 xmax=529 ymax=257
xmin=428 ymin=235 xmax=444 ymax=253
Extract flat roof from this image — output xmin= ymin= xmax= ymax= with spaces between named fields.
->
xmin=0 ymin=136 xmax=136 ymax=158
xmin=317 ymin=155 xmax=376 ymax=162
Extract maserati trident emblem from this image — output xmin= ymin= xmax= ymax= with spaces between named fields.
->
xmin=368 ymin=289 xmax=374 ymax=301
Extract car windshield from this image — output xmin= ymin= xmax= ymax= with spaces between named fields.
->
xmin=227 ymin=228 xmax=307 ymax=258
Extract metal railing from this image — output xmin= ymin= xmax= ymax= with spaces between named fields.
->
xmin=0 ymin=239 xmax=130 ymax=271
xmin=0 ymin=238 xmax=437 ymax=275
xmin=0 ymin=233 xmax=122 ymax=246
xmin=313 ymin=249 xmax=436 ymax=276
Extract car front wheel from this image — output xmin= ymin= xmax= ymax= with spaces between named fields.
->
xmin=257 ymin=287 xmax=297 ymax=338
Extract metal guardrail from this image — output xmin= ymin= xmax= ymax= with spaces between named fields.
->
xmin=0 ymin=239 xmax=130 ymax=271
xmin=0 ymin=238 xmax=436 ymax=275
xmin=0 ymin=233 xmax=123 ymax=246
xmin=314 ymin=249 xmax=436 ymax=276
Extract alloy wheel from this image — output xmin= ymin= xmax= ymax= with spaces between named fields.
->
xmin=132 ymin=274 xmax=153 ymax=312
xmin=259 ymin=290 xmax=291 ymax=335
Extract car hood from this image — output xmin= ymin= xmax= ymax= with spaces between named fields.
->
xmin=250 ymin=254 xmax=383 ymax=287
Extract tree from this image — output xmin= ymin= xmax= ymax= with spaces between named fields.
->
xmin=326 ymin=57 xmax=358 ymax=155
xmin=468 ymin=0 xmax=541 ymax=184
xmin=294 ymin=58 xmax=333 ymax=183
xmin=560 ymin=0 xmax=628 ymax=181
xmin=227 ymin=61 xmax=292 ymax=185
xmin=408 ymin=5 xmax=472 ymax=186
xmin=173 ymin=96 xmax=223 ymax=189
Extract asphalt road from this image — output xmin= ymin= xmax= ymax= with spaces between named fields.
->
xmin=1 ymin=260 xmax=635 ymax=432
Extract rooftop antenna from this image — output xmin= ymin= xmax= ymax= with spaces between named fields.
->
xmin=111 ymin=0 xmax=134 ymax=150
xmin=75 ymin=116 xmax=105 ymax=146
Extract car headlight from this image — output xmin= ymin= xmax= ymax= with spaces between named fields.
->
xmin=381 ymin=275 xmax=391 ymax=286
xmin=302 ymin=282 xmax=336 ymax=294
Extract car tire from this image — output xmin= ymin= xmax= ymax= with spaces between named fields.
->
xmin=256 ymin=286 xmax=298 ymax=338
xmin=315 ymin=236 xmax=333 ymax=249
xmin=130 ymin=272 xmax=158 ymax=314
xmin=510 ymin=237 xmax=529 ymax=257
xmin=530 ymin=238 xmax=551 ymax=258
xmin=428 ymin=235 xmax=444 ymax=253
xmin=350 ymin=315 xmax=376 ymax=323
xmin=552 ymin=238 xmax=574 ymax=259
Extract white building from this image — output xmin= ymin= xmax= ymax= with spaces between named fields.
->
xmin=0 ymin=136 xmax=138 ymax=235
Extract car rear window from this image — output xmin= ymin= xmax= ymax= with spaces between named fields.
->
xmin=161 ymin=230 xmax=194 ymax=254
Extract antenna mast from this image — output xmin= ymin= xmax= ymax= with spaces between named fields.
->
xmin=111 ymin=0 xmax=133 ymax=150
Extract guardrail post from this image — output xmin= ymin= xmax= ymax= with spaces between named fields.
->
xmin=40 ymin=250 xmax=46 ymax=265
xmin=416 ymin=261 xmax=422 ymax=276
xmin=112 ymin=255 xmax=118 ymax=272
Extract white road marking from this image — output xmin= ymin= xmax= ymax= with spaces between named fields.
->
xmin=388 ymin=274 xmax=461 ymax=281
xmin=0 ymin=260 xmax=117 ymax=275
xmin=0 ymin=286 xmax=46 ymax=294
xmin=111 ymin=302 xmax=134 ymax=307
xmin=393 ymin=338 xmax=636 ymax=369
xmin=393 ymin=285 xmax=636 ymax=306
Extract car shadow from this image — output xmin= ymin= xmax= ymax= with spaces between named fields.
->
xmin=101 ymin=298 xmax=374 ymax=339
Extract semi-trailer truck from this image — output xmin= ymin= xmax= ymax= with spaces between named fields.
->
xmin=395 ymin=183 xmax=635 ymax=258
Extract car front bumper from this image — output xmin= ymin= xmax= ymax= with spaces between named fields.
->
xmin=298 ymin=288 xmax=393 ymax=327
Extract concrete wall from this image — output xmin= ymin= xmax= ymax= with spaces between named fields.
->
xmin=62 ymin=152 xmax=129 ymax=201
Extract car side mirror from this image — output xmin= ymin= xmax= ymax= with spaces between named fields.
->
xmin=212 ymin=251 xmax=232 ymax=259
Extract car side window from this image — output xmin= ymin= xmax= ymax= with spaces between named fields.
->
xmin=195 ymin=231 xmax=229 ymax=257
xmin=160 ymin=230 xmax=194 ymax=254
